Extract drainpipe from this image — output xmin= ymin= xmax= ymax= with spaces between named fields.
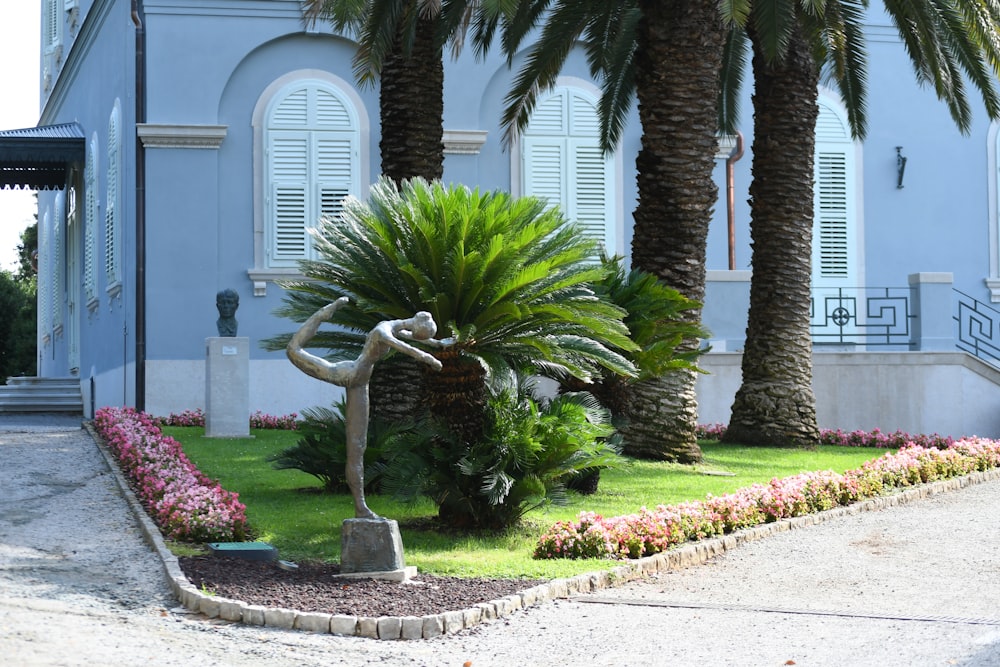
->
xmin=132 ymin=0 xmax=147 ymax=411
xmin=726 ymin=131 xmax=744 ymax=271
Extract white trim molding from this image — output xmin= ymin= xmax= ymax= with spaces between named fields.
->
xmin=137 ymin=124 xmax=228 ymax=149
xmin=443 ymin=130 xmax=488 ymax=155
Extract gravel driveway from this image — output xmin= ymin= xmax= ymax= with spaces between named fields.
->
xmin=2 ymin=417 xmax=999 ymax=666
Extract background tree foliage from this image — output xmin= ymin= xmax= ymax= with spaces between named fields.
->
xmin=0 ymin=219 xmax=38 ymax=382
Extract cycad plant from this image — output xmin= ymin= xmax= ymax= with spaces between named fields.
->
xmin=379 ymin=373 xmax=623 ymax=529
xmin=263 ymin=177 xmax=636 ymax=446
xmin=558 ymin=256 xmax=708 ymax=460
xmin=267 ymin=400 xmax=407 ymax=494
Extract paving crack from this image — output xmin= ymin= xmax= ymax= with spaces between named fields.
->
xmin=577 ymin=596 xmax=1000 ymax=626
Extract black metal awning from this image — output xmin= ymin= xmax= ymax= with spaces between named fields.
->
xmin=0 ymin=122 xmax=86 ymax=191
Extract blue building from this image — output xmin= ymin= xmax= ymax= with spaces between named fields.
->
xmin=2 ymin=1 xmax=998 ymax=436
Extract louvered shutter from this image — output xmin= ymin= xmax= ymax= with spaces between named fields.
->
xmin=815 ymin=152 xmax=849 ymax=279
xmin=40 ymin=211 xmax=51 ymax=334
xmin=523 ymin=87 xmax=615 ymax=253
xmin=315 ymin=136 xmax=355 ymax=223
xmin=812 ymin=101 xmax=855 ymax=288
xmin=84 ymin=138 xmax=97 ymax=301
xmin=268 ymin=131 xmax=310 ymax=266
xmin=523 ymin=139 xmax=567 ymax=207
xmin=570 ymin=140 xmax=614 ymax=249
xmin=105 ymin=107 xmax=120 ymax=284
xmin=264 ymin=81 xmax=360 ymax=268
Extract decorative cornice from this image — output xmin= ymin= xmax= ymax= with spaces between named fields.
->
xmin=443 ymin=130 xmax=488 ymax=155
xmin=137 ymin=124 xmax=228 ymax=149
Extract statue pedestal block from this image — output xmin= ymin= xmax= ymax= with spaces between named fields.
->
xmin=340 ymin=518 xmax=415 ymax=581
xmin=205 ymin=337 xmax=250 ymax=438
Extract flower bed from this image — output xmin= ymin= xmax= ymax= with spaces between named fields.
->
xmin=696 ymin=423 xmax=956 ymax=449
xmin=152 ymin=408 xmax=299 ymax=430
xmin=535 ymin=437 xmax=1000 ymax=560
xmin=93 ymin=406 xmax=248 ymax=542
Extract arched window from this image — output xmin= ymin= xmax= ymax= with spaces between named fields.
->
xmin=518 ymin=81 xmax=620 ymax=255
xmin=263 ymin=77 xmax=361 ymax=268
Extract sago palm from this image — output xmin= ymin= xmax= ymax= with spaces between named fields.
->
xmin=264 ymin=177 xmax=636 ymax=443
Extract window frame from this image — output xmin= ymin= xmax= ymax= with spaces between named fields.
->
xmin=248 ymin=70 xmax=370 ymax=296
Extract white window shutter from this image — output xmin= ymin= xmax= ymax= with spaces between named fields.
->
xmin=523 ymin=138 xmax=567 ymax=209
xmin=268 ymin=131 xmax=310 ymax=265
xmin=814 ymin=151 xmax=849 ymax=279
xmin=84 ymin=141 xmax=98 ymax=301
xmin=315 ymin=136 xmax=355 ymax=231
xmin=264 ymin=80 xmax=362 ymax=269
xmin=271 ymin=88 xmax=309 ymax=127
xmin=812 ymin=98 xmax=856 ymax=288
xmin=314 ymin=88 xmax=352 ymax=129
xmin=570 ymin=139 xmax=614 ymax=249
xmin=522 ymin=86 xmax=615 ymax=254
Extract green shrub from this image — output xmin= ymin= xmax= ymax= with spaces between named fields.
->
xmin=380 ymin=374 xmax=623 ymax=530
xmin=268 ymin=400 xmax=407 ymax=493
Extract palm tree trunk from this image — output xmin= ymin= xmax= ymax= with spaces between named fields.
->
xmin=724 ymin=23 xmax=821 ymax=448
xmin=369 ymin=5 xmax=444 ymax=421
xmin=626 ymin=0 xmax=724 ymax=462
xmin=423 ymin=347 xmax=487 ymax=445
xmin=378 ymin=6 xmax=444 ymax=185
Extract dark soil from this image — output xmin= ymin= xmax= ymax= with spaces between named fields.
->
xmin=179 ymin=556 xmax=546 ymax=618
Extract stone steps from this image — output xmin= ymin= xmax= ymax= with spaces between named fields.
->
xmin=0 ymin=377 xmax=83 ymax=413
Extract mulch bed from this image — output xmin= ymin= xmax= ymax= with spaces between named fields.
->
xmin=179 ymin=556 xmax=545 ymax=618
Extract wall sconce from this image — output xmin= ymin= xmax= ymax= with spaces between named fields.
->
xmin=896 ymin=146 xmax=907 ymax=189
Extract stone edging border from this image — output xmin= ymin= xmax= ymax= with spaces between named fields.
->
xmin=84 ymin=421 xmax=1000 ymax=640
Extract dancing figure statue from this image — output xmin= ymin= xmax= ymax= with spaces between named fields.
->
xmin=286 ymin=297 xmax=448 ymax=519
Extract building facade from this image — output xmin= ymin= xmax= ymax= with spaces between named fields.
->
xmin=4 ymin=1 xmax=1000 ymax=434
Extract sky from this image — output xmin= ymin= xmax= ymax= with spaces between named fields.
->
xmin=0 ymin=5 xmax=40 ymax=272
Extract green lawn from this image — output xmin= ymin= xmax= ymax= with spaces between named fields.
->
xmin=167 ymin=426 xmax=889 ymax=579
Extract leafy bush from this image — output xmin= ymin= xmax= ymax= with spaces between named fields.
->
xmin=268 ymin=400 xmax=405 ymax=493
xmin=0 ymin=270 xmax=36 ymax=382
xmin=380 ymin=375 xmax=623 ymax=530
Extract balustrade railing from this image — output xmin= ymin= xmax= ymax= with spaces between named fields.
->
xmin=810 ymin=286 xmax=914 ymax=347
xmin=953 ymin=290 xmax=1000 ymax=366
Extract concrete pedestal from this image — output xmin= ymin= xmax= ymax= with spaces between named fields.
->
xmin=205 ymin=337 xmax=250 ymax=438
xmin=340 ymin=518 xmax=415 ymax=581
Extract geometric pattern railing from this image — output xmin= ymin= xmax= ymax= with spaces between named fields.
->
xmin=954 ymin=289 xmax=1000 ymax=365
xmin=810 ymin=286 xmax=914 ymax=346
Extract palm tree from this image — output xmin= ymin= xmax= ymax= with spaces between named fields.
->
xmin=720 ymin=0 xmax=1000 ymax=447
xmin=263 ymin=177 xmax=637 ymax=444
xmin=302 ymin=0 xmax=446 ymax=184
xmin=500 ymin=0 xmax=726 ymax=462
